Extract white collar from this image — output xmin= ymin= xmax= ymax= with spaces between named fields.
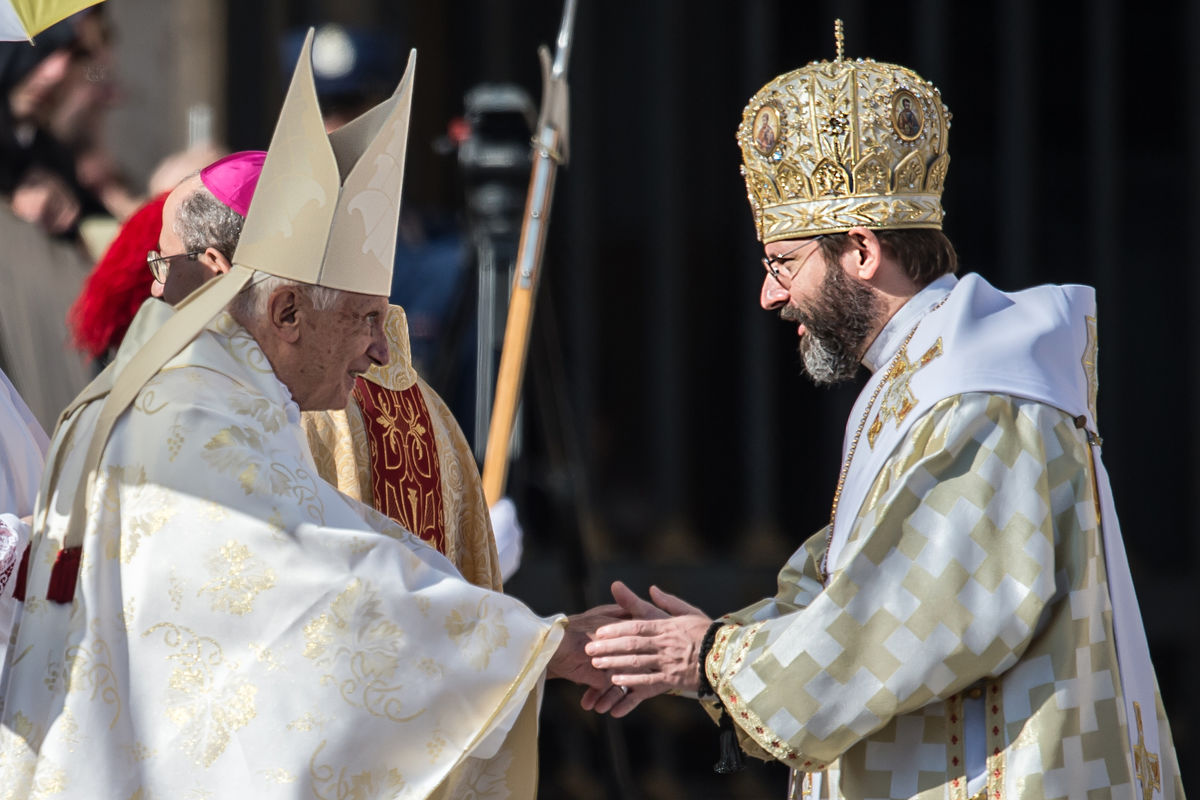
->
xmin=861 ymin=274 xmax=958 ymax=373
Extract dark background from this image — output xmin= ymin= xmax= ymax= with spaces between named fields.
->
xmin=161 ymin=0 xmax=1199 ymax=795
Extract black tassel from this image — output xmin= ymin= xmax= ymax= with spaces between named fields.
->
xmin=713 ymin=709 xmax=745 ymax=774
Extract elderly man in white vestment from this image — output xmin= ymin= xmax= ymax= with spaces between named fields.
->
xmin=0 ymin=36 xmax=621 ymax=800
xmin=148 ymin=149 xmax=513 ymax=592
xmin=582 ymin=33 xmax=1185 ymax=800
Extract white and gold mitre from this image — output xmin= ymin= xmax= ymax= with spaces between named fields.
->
xmin=47 ymin=31 xmax=420 ymax=564
xmin=234 ymin=29 xmax=416 ymax=295
xmin=737 ymin=21 xmax=950 ymax=243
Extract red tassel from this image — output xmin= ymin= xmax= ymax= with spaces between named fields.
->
xmin=11 ymin=546 xmax=30 ymax=602
xmin=46 ymin=547 xmax=82 ymax=604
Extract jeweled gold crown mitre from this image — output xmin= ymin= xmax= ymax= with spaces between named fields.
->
xmin=737 ymin=20 xmax=951 ymax=243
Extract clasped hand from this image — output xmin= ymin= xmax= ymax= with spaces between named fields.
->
xmin=574 ymin=580 xmax=712 ymax=718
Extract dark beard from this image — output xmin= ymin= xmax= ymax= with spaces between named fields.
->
xmin=780 ymin=260 xmax=880 ymax=385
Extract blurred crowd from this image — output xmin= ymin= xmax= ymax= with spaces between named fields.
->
xmin=1 ymin=11 xmax=472 ymax=429
xmin=0 ymin=7 xmax=225 ymax=429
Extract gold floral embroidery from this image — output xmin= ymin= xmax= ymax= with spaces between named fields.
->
xmin=260 ymin=768 xmax=297 ymax=784
xmin=166 ymin=422 xmax=185 ymax=461
xmin=197 ymin=541 xmax=276 ymax=616
xmin=58 ymin=708 xmax=80 ymax=750
xmin=309 ymin=740 xmax=406 ymax=800
xmin=202 ymin=425 xmax=278 ymax=495
xmin=0 ymin=714 xmax=65 ymax=799
xmin=132 ymin=384 xmax=170 ymax=415
xmin=229 ymin=392 xmax=287 ymax=434
xmin=302 ymin=579 xmax=426 ymax=723
xmin=249 ymin=643 xmax=284 ymax=672
xmin=121 ymin=598 xmax=136 ymax=632
xmin=168 ymin=568 xmax=184 ymax=611
xmin=456 ymin=748 xmax=514 ymax=799
xmin=202 ymin=425 xmax=325 ymax=522
xmin=125 ymin=741 xmax=157 ymax=762
xmin=142 ymin=622 xmax=257 ymax=767
xmin=445 ymin=598 xmax=510 ymax=670
xmin=64 ymin=636 xmax=122 ymax=729
xmin=213 ymin=314 xmax=275 ymax=374
xmin=426 ymin=732 xmax=446 ymax=762
xmin=96 ymin=466 xmax=176 ymax=563
xmin=867 ymin=337 xmax=943 ymax=448
xmin=287 ymin=712 xmax=326 ymax=732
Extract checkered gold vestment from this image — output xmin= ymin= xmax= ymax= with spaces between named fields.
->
xmin=705 ymin=275 xmax=1184 ymax=800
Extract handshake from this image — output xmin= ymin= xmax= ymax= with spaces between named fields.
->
xmin=546 ymin=580 xmax=715 ymax=718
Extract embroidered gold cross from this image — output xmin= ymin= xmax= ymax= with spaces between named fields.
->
xmin=1133 ymin=701 xmax=1161 ymax=800
xmin=867 ymin=338 xmax=943 ymax=448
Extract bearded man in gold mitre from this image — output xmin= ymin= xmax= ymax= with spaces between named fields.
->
xmin=0 ymin=30 xmax=624 ymax=800
xmin=580 ymin=22 xmax=1185 ymax=800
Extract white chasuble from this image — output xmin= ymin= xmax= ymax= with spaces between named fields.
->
xmin=0 ymin=300 xmax=563 ymax=799
xmin=704 ymin=274 xmax=1183 ymax=799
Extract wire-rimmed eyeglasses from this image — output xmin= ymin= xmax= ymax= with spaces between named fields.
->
xmin=146 ymin=250 xmax=202 ymax=284
xmin=761 ymin=235 xmax=827 ymax=289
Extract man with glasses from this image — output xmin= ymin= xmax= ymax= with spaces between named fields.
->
xmin=3 ymin=43 xmax=622 ymax=799
xmin=582 ymin=33 xmax=1184 ymax=799
xmin=148 ymin=150 xmax=509 ymax=593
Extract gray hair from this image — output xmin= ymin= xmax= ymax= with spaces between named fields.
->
xmin=171 ymin=177 xmax=344 ymax=321
xmin=174 ymin=182 xmax=244 ymax=260
xmin=228 ymin=271 xmax=345 ymax=323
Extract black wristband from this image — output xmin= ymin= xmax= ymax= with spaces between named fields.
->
xmin=697 ymin=620 xmax=725 ymax=698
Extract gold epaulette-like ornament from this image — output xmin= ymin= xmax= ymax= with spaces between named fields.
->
xmin=737 ymin=19 xmax=952 ymax=243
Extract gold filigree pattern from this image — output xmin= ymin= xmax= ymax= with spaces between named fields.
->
xmin=228 ymin=392 xmax=287 ymax=434
xmin=64 ymin=637 xmax=122 ymax=729
xmin=455 ymin=748 xmax=514 ymax=799
xmin=867 ymin=337 xmax=943 ymax=448
xmin=738 ymin=50 xmax=951 ymax=242
xmin=445 ymin=597 xmax=510 ymax=670
xmin=0 ymin=715 xmax=65 ymax=800
xmin=426 ymin=732 xmax=446 ymax=762
xmin=141 ymin=622 xmax=257 ymax=767
xmin=168 ymin=567 xmax=184 ymax=611
xmin=96 ymin=465 xmax=176 ymax=563
xmin=125 ymin=741 xmax=157 ymax=763
xmin=309 ymin=740 xmax=407 ymax=800
xmin=202 ymin=424 xmax=325 ymax=522
xmin=1133 ymin=701 xmax=1161 ymax=800
xmin=302 ymin=579 xmax=427 ymax=722
xmin=260 ymin=768 xmax=297 ymax=784
xmin=353 ymin=378 xmax=446 ymax=553
xmin=212 ymin=314 xmax=275 ymax=374
xmin=287 ymin=712 xmax=326 ymax=732
xmin=121 ymin=599 xmax=136 ymax=632
xmin=197 ymin=540 xmax=276 ymax=616
xmin=249 ymin=642 xmax=285 ymax=671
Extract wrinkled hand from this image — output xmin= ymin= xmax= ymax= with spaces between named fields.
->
xmin=546 ymin=603 xmax=628 ymax=689
xmin=580 ymin=581 xmax=712 ymax=718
